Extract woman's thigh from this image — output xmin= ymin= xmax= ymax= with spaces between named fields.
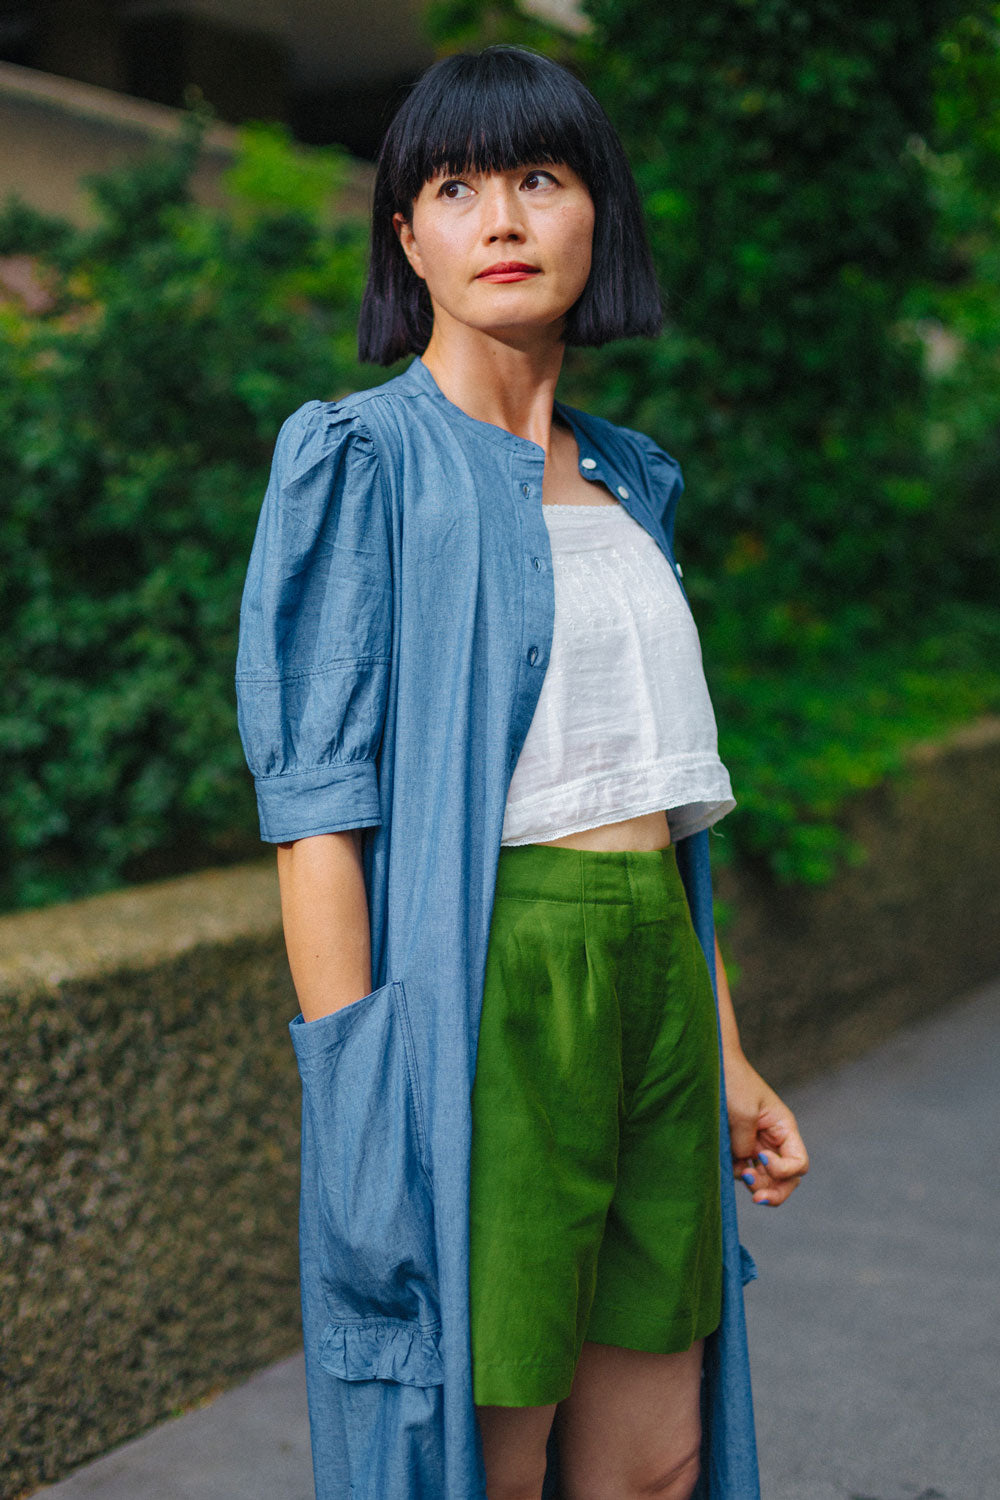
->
xmin=554 ymin=1338 xmax=704 ymax=1500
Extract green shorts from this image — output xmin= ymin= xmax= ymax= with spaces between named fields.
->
xmin=469 ymin=841 xmax=723 ymax=1408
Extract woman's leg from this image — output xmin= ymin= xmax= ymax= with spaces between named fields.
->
xmin=554 ymin=1339 xmax=704 ymax=1500
xmin=475 ymin=1400 xmax=558 ymax=1500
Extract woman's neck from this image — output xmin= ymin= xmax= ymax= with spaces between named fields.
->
xmin=419 ymin=327 xmax=566 ymax=450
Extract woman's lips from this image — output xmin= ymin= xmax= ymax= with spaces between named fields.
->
xmin=476 ymin=263 xmax=541 ymax=282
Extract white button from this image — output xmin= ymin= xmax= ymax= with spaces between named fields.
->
xmin=581 ymin=457 xmax=597 ymax=470
xmin=676 ymin=562 xmax=684 ymax=578
xmin=617 ymin=485 xmax=629 ymax=499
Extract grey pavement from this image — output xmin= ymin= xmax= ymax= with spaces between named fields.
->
xmin=28 ymin=978 xmax=1000 ymax=1500
xmin=738 ymin=975 xmax=1000 ymax=1500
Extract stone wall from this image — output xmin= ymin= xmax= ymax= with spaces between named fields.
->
xmin=717 ymin=716 xmax=1000 ymax=1086
xmin=2 ymin=719 xmax=998 ymax=1495
xmin=0 ymin=865 xmax=297 ymax=1498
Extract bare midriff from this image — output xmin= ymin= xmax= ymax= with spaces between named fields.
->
xmin=532 ymin=808 xmax=672 ymax=852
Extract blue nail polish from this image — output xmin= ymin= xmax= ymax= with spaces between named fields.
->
xmin=741 ymin=1172 xmax=754 ymax=1187
xmin=756 ymin=1198 xmax=772 ymax=1206
xmin=757 ymin=1153 xmax=768 ymax=1168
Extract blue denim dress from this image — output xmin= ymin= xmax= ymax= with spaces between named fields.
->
xmin=235 ymin=354 xmax=761 ymax=1499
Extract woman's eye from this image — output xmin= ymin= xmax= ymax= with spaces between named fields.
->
xmin=523 ymin=169 xmax=558 ymax=190
xmin=440 ymin=179 xmax=473 ymax=199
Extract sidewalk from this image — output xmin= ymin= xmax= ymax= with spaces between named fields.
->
xmin=738 ymin=974 xmax=1000 ymax=1500
xmin=28 ymin=977 xmax=1000 ymax=1500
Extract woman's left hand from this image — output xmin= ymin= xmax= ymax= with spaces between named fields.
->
xmin=723 ymin=1051 xmax=809 ymax=1207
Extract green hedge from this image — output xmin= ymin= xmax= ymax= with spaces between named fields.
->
xmin=1 ymin=3 xmax=999 ymax=910
xmin=0 ymin=118 xmax=381 ymax=911
xmin=427 ymin=0 xmax=1000 ymax=880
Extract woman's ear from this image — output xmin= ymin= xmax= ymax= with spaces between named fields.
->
xmin=392 ymin=213 xmax=425 ymax=281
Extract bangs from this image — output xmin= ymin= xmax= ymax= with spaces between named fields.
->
xmin=386 ymin=51 xmax=598 ymax=214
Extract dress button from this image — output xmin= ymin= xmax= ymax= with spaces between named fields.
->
xmin=527 ymin=646 xmax=538 ymax=665
xmin=617 ymin=485 xmax=629 ymax=499
xmin=532 ymin=556 xmax=541 ymax=570
xmin=581 ymin=457 xmax=597 ymax=470
xmin=521 ymin=483 xmax=530 ymax=495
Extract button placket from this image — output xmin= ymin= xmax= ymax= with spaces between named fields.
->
xmin=511 ymin=450 xmax=552 ymax=779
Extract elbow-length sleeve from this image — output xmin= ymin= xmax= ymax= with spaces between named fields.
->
xmin=235 ymin=400 xmax=393 ymax=843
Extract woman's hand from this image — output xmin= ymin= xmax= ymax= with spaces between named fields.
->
xmin=723 ymin=1050 xmax=810 ymax=1207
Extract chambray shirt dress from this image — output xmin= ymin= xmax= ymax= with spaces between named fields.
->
xmin=235 ymin=354 xmax=761 ymax=1499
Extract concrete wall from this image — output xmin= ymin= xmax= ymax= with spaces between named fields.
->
xmin=1 ymin=864 xmax=300 ymax=1499
xmin=718 ymin=716 xmax=1000 ymax=1087
xmin=2 ymin=720 xmax=998 ymax=1494
xmin=0 ymin=59 xmax=373 ymax=226
xmin=0 ymin=3 xmax=434 ymax=157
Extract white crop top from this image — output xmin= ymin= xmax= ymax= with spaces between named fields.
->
xmin=501 ymin=502 xmax=736 ymax=846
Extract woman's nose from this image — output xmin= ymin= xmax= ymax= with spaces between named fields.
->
xmin=482 ymin=183 xmax=526 ymax=242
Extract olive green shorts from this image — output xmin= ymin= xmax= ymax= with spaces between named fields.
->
xmin=469 ymin=840 xmax=723 ymax=1408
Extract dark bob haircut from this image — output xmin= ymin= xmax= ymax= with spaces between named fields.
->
xmin=358 ymin=45 xmax=663 ymax=366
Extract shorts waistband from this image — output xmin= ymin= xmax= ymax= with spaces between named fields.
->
xmin=494 ymin=841 xmax=685 ymax=908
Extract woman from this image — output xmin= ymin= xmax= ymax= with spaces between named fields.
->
xmin=236 ymin=44 xmax=808 ymax=1500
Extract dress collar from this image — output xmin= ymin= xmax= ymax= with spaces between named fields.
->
xmin=398 ymin=355 xmax=610 ymax=487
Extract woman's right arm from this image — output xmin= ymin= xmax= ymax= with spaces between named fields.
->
xmin=276 ymin=831 xmax=374 ymax=1023
xmin=235 ymin=403 xmax=393 ymax=1021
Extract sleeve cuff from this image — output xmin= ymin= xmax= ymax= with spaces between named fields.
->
xmin=255 ymin=760 xmax=382 ymax=842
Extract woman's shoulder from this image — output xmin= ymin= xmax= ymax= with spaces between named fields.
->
xmin=272 ymin=368 xmax=423 ymax=478
xmin=558 ymin=400 xmax=685 ymax=507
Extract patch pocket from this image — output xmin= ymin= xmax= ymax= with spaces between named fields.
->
xmin=289 ymin=981 xmax=441 ymax=1345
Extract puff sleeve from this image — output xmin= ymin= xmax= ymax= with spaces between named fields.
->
xmin=235 ymin=400 xmax=393 ymax=843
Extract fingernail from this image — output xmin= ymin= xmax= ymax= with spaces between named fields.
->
xmin=757 ymin=1153 xmax=768 ymax=1167
xmin=741 ymin=1172 xmax=754 ymax=1187
xmin=755 ymin=1197 xmax=771 ymax=1206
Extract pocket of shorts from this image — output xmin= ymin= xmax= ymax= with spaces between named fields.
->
xmin=289 ymin=980 xmax=442 ymax=1384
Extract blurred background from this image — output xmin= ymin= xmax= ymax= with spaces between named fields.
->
xmin=1 ymin=4 xmax=999 ymax=1498
xmin=1 ymin=0 xmax=998 ymax=911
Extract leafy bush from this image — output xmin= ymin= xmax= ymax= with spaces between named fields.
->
xmin=426 ymin=0 xmax=1000 ymax=881
xmin=0 ymin=117 xmax=377 ymax=910
xmin=2 ymin=4 xmax=999 ymax=910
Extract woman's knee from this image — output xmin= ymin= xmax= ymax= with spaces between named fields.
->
xmin=632 ymin=1441 xmax=701 ymax=1498
xmin=563 ymin=1439 xmax=700 ymax=1500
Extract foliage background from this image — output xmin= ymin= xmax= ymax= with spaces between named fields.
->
xmin=0 ymin=119 xmax=371 ymax=910
xmin=1 ymin=2 xmax=999 ymax=911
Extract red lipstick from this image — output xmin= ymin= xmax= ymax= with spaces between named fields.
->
xmin=476 ymin=261 xmax=541 ymax=282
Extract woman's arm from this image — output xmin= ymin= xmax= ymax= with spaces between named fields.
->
xmin=714 ymin=935 xmax=810 ymax=1207
xmin=276 ymin=830 xmax=375 ymax=1023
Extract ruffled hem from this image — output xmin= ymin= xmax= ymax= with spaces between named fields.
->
xmin=319 ymin=1317 xmax=444 ymax=1387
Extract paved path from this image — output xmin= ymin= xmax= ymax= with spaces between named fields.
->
xmin=739 ymin=976 xmax=1000 ymax=1500
xmin=28 ymin=978 xmax=1000 ymax=1500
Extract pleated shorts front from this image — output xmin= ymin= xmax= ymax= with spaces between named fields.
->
xmin=469 ymin=840 xmax=723 ymax=1408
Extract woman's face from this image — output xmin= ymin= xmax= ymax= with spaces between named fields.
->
xmin=393 ymin=161 xmax=595 ymax=344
